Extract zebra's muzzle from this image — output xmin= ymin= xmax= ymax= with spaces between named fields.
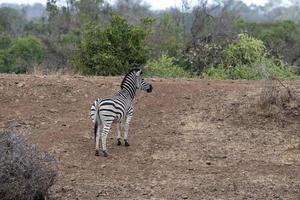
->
xmin=147 ymin=85 xmax=153 ymax=93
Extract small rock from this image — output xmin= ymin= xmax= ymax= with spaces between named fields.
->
xmin=183 ymin=96 xmax=191 ymax=100
xmin=17 ymin=82 xmax=25 ymax=87
xmin=182 ymin=194 xmax=189 ymax=199
xmin=39 ymin=95 xmax=45 ymax=99
xmin=48 ymin=109 xmax=58 ymax=113
xmin=206 ymin=161 xmax=211 ymax=165
xmin=101 ymin=164 xmax=106 ymax=168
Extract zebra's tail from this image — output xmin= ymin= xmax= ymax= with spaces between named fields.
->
xmin=90 ymin=98 xmax=101 ymax=124
xmin=91 ymin=98 xmax=101 ymax=141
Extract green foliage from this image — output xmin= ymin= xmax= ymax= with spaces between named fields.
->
xmin=145 ymin=54 xmax=189 ymax=78
xmin=9 ymin=36 xmax=45 ymax=73
xmin=0 ymin=7 xmax=26 ymax=36
xmin=0 ymin=34 xmax=46 ymax=73
xmin=236 ymin=20 xmax=300 ymax=46
xmin=0 ymin=32 xmax=12 ymax=49
xmin=202 ymin=34 xmax=296 ymax=80
xmin=0 ymin=33 xmax=13 ymax=73
xmin=46 ymin=0 xmax=59 ymax=20
xmin=203 ymin=61 xmax=295 ymax=80
xmin=236 ymin=20 xmax=300 ymax=74
xmin=149 ymin=13 xmax=184 ymax=58
xmin=223 ymin=33 xmax=265 ymax=67
xmin=73 ymin=14 xmax=153 ymax=75
xmin=0 ymin=49 xmax=14 ymax=73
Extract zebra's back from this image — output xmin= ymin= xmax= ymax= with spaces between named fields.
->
xmin=90 ymin=93 xmax=132 ymax=124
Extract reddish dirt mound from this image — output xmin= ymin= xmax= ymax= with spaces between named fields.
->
xmin=0 ymin=74 xmax=299 ymax=199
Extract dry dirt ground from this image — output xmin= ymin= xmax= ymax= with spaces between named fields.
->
xmin=0 ymin=74 xmax=300 ymax=200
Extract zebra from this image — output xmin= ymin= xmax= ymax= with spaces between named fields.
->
xmin=90 ymin=68 xmax=153 ymax=157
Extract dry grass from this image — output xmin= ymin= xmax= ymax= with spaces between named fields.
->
xmin=208 ymin=80 xmax=300 ymax=128
xmin=29 ymin=64 xmax=78 ymax=76
xmin=257 ymin=80 xmax=300 ymax=118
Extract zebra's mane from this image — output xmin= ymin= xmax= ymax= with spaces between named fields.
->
xmin=120 ymin=68 xmax=142 ymax=89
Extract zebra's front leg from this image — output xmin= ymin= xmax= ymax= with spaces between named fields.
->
xmin=124 ymin=115 xmax=132 ymax=147
xmin=116 ymin=122 xmax=122 ymax=146
xmin=101 ymin=123 xmax=112 ymax=157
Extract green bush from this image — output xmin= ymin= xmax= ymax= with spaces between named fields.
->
xmin=145 ymin=54 xmax=189 ymax=78
xmin=0 ymin=32 xmax=12 ymax=49
xmin=0 ymin=33 xmax=13 ymax=73
xmin=73 ymin=15 xmax=154 ymax=75
xmin=202 ymin=33 xmax=296 ymax=80
xmin=203 ymin=59 xmax=295 ymax=80
xmin=10 ymin=36 xmax=45 ymax=73
xmin=0 ymin=49 xmax=14 ymax=73
xmin=223 ymin=33 xmax=265 ymax=67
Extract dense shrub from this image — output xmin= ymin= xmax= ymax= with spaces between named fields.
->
xmin=0 ymin=49 xmax=14 ymax=73
xmin=202 ymin=34 xmax=296 ymax=80
xmin=145 ymin=54 xmax=189 ymax=78
xmin=73 ymin=15 xmax=153 ymax=75
xmin=222 ymin=34 xmax=265 ymax=67
xmin=0 ymin=32 xmax=12 ymax=49
xmin=148 ymin=13 xmax=184 ymax=59
xmin=9 ymin=36 xmax=45 ymax=73
xmin=0 ymin=33 xmax=13 ymax=73
xmin=0 ymin=35 xmax=45 ymax=73
xmin=236 ymin=20 xmax=300 ymax=73
xmin=187 ymin=42 xmax=224 ymax=73
xmin=0 ymin=129 xmax=57 ymax=200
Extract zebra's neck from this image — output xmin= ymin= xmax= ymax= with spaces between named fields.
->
xmin=120 ymin=72 xmax=137 ymax=99
xmin=121 ymin=84 xmax=136 ymax=99
xmin=116 ymin=88 xmax=134 ymax=102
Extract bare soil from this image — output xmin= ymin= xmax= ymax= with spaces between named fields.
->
xmin=0 ymin=74 xmax=299 ymax=200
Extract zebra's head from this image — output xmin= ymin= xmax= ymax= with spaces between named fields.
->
xmin=135 ymin=69 xmax=153 ymax=93
xmin=121 ymin=69 xmax=153 ymax=98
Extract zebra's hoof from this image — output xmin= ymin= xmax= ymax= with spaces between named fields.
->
xmin=117 ymin=139 xmax=122 ymax=146
xmin=103 ymin=151 xmax=108 ymax=157
xmin=95 ymin=150 xmax=100 ymax=156
xmin=124 ymin=140 xmax=130 ymax=147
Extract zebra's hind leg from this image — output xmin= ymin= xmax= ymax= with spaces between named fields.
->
xmin=95 ymin=120 xmax=101 ymax=156
xmin=124 ymin=114 xmax=132 ymax=147
xmin=116 ymin=122 xmax=122 ymax=146
xmin=101 ymin=122 xmax=112 ymax=157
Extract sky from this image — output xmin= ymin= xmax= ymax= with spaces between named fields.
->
xmin=0 ymin=0 xmax=270 ymax=10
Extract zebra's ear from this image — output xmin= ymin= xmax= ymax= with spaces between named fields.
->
xmin=136 ymin=69 xmax=142 ymax=76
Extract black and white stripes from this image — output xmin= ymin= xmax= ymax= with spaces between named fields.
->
xmin=90 ymin=69 xmax=152 ymax=157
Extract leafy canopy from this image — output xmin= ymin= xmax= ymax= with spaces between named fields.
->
xmin=73 ymin=14 xmax=154 ymax=75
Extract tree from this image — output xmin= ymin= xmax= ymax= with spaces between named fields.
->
xmin=0 ymin=7 xmax=26 ymax=36
xmin=114 ymin=0 xmax=151 ymax=24
xmin=10 ymin=36 xmax=45 ymax=73
xmin=148 ymin=13 xmax=184 ymax=58
xmin=73 ymin=14 xmax=154 ymax=75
